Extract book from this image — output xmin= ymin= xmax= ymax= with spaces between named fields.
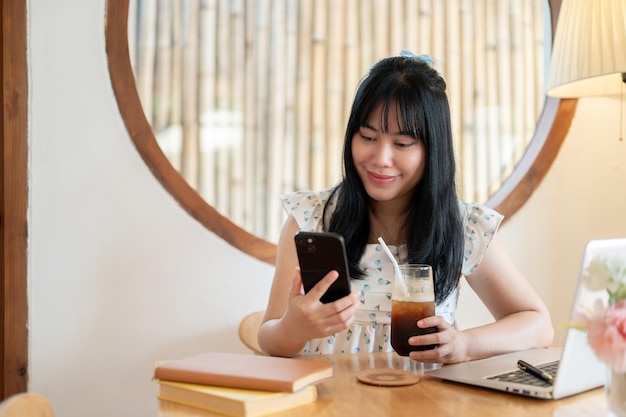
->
xmin=157 ymin=380 xmax=318 ymax=417
xmin=153 ymin=352 xmax=333 ymax=393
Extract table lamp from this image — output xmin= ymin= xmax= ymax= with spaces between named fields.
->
xmin=546 ymin=0 xmax=626 ymax=98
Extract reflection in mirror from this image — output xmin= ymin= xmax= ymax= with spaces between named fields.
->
xmin=127 ymin=1 xmax=547 ymax=244
xmin=106 ymin=0 xmax=577 ymax=265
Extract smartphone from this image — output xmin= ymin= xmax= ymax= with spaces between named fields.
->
xmin=294 ymin=231 xmax=352 ymax=303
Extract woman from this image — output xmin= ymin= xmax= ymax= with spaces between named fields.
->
xmin=257 ymin=51 xmax=553 ymax=364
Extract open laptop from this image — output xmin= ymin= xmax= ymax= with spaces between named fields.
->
xmin=425 ymin=238 xmax=626 ymax=399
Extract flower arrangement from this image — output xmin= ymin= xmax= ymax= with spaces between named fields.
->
xmin=573 ymin=254 xmax=626 ymax=373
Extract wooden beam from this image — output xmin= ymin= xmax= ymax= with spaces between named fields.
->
xmin=1 ymin=0 xmax=29 ymax=398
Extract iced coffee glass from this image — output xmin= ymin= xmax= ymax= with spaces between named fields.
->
xmin=391 ymin=264 xmax=437 ymax=356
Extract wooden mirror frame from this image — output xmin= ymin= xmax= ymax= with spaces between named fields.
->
xmin=1 ymin=0 xmax=28 ymax=397
xmin=104 ymin=0 xmax=576 ymax=266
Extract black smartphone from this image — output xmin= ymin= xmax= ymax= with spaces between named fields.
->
xmin=294 ymin=231 xmax=352 ymax=303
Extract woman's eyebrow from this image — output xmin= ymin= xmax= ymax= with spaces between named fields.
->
xmin=397 ymin=129 xmax=415 ymax=137
xmin=361 ymin=122 xmax=377 ymax=131
xmin=361 ymin=122 xmax=414 ymax=138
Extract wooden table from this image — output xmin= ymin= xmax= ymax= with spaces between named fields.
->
xmin=158 ymin=352 xmax=606 ymax=417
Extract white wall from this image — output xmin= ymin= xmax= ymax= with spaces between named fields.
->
xmin=29 ymin=2 xmax=273 ymax=417
xmin=27 ymin=1 xmax=626 ymax=417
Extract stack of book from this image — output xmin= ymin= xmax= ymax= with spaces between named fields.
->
xmin=153 ymin=351 xmax=334 ymax=417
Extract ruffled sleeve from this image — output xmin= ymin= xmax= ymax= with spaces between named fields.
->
xmin=280 ymin=188 xmax=336 ymax=231
xmin=459 ymin=200 xmax=503 ymax=275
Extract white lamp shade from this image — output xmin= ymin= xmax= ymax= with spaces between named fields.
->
xmin=546 ymin=0 xmax=626 ymax=98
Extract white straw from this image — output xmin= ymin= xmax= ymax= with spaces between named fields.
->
xmin=377 ymin=237 xmax=407 ymax=294
xmin=377 ymin=236 xmax=399 ymax=270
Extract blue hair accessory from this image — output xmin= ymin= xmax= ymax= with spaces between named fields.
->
xmin=399 ymin=50 xmax=433 ymax=66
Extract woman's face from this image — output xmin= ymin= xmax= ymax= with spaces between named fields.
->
xmin=351 ymin=103 xmax=426 ymax=207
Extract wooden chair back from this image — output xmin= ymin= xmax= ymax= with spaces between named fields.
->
xmin=0 ymin=393 xmax=55 ymax=417
xmin=238 ymin=310 xmax=265 ymax=355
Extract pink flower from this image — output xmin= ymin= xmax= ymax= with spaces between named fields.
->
xmin=587 ymin=300 xmax=626 ymax=373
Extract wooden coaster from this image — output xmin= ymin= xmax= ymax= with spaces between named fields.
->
xmin=356 ymin=368 xmax=420 ymax=387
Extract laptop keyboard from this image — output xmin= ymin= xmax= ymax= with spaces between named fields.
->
xmin=487 ymin=361 xmax=559 ymax=388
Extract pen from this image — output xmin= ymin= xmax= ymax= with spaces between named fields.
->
xmin=517 ymin=359 xmax=553 ymax=384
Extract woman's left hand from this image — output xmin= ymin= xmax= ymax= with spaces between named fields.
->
xmin=407 ymin=316 xmax=470 ymax=364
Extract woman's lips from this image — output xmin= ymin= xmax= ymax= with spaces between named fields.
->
xmin=368 ymin=171 xmax=396 ymax=185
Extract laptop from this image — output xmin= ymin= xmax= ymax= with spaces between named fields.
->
xmin=425 ymin=238 xmax=626 ymax=399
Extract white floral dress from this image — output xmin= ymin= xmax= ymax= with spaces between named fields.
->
xmin=281 ymin=187 xmax=503 ymax=354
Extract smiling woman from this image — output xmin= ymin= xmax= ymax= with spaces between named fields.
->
xmin=104 ymin=0 xmax=577 ymax=266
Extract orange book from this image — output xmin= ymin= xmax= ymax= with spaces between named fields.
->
xmin=157 ymin=381 xmax=318 ymax=417
xmin=153 ymin=352 xmax=333 ymax=393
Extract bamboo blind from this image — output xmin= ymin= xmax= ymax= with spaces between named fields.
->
xmin=128 ymin=0 xmax=545 ymax=243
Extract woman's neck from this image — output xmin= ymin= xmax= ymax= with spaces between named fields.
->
xmin=367 ymin=200 xmax=408 ymax=245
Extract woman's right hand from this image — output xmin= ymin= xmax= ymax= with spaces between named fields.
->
xmin=258 ymin=216 xmax=359 ymax=357
xmin=280 ymin=267 xmax=360 ymax=342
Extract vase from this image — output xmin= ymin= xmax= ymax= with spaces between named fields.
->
xmin=607 ymin=368 xmax=626 ymax=417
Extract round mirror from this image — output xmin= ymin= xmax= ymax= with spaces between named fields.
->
xmin=105 ymin=0 xmax=576 ymax=265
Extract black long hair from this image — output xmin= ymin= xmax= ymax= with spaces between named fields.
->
xmin=322 ymin=55 xmax=464 ymax=304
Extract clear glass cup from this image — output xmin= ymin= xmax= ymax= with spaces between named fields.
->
xmin=391 ymin=264 xmax=437 ymax=356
